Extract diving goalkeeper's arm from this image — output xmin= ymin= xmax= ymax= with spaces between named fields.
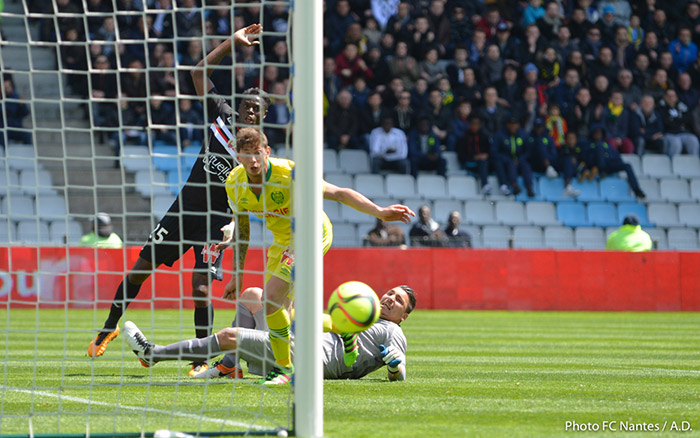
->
xmin=380 ymin=344 xmax=406 ymax=381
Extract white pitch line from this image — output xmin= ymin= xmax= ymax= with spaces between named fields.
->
xmin=2 ymin=387 xmax=269 ymax=431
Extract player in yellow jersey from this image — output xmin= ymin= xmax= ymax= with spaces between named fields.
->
xmin=219 ymin=127 xmax=414 ymax=385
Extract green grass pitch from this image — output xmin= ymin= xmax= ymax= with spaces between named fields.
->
xmin=1 ymin=309 xmax=699 ymax=437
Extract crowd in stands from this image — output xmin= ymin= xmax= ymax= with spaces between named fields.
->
xmin=9 ymin=0 xmax=700 ymax=241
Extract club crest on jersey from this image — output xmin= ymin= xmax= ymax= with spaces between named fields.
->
xmin=280 ymin=249 xmax=295 ymax=266
xmin=271 ymin=191 xmax=285 ymax=205
xmin=201 ymin=244 xmax=220 ymax=263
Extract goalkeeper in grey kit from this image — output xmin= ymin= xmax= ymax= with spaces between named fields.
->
xmin=124 ymin=285 xmax=416 ymax=381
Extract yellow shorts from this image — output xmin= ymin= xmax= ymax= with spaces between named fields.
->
xmin=265 ymin=213 xmax=333 ymax=284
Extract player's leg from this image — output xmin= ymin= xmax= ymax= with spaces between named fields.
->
xmin=263 ymin=274 xmax=293 ymax=371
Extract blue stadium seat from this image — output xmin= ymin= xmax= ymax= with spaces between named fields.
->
xmin=570 ymin=179 xmax=600 ymax=202
xmin=514 ymin=176 xmax=542 ymax=201
xmin=167 ymin=170 xmax=187 ymax=195
xmin=587 ymin=202 xmax=619 ymax=227
xmin=556 ymin=202 xmax=589 ymax=227
xmin=616 ymin=202 xmax=654 ymax=227
xmin=539 ymin=178 xmax=567 ymax=202
xmin=181 ymin=145 xmax=201 ymax=174
xmin=152 ymin=145 xmax=180 ymax=172
xmin=600 ymin=177 xmax=634 ymax=202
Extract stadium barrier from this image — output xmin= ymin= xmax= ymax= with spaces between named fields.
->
xmin=0 ymin=247 xmax=698 ymax=311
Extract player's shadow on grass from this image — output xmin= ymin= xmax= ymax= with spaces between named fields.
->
xmin=65 ymin=373 xmax=149 ymax=379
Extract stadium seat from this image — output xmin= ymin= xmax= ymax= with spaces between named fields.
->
xmin=620 ymin=154 xmax=642 ymax=179
xmin=324 ymin=172 xmax=353 ymax=189
xmin=678 ymin=203 xmax=700 ymax=227
xmin=599 ymin=177 xmax=634 ymax=202
xmin=461 ymin=225 xmax=481 ymax=248
xmin=323 ymin=149 xmax=339 ymax=173
xmin=482 ymin=225 xmax=512 ymax=248
xmin=671 ymin=155 xmax=700 ymax=178
xmin=386 ymin=174 xmax=416 ymax=199
xmin=691 ymin=179 xmax=700 ymax=201
xmin=181 ymin=144 xmax=200 ymax=172
xmin=332 ymin=223 xmax=359 ymax=247
xmin=338 ymin=150 xmax=370 ymax=174
xmin=446 ymin=175 xmax=480 ymax=200
xmin=166 ymin=170 xmax=187 ymax=195
xmin=512 ymin=226 xmax=544 ymax=248
xmin=525 ymin=201 xmax=560 ymax=226
xmin=402 ymin=198 xmax=430 ymax=219
xmin=322 ymin=200 xmax=342 ymax=224
xmin=6 ymin=145 xmax=39 ymax=171
xmin=135 ymin=170 xmax=171 ymax=197
xmin=442 ymin=151 xmax=466 ymax=176
xmin=647 ymin=203 xmax=680 ymax=227
xmin=0 ymin=169 xmax=21 ymax=197
xmin=586 ymin=202 xmax=619 ymax=227
xmin=539 ymin=178 xmax=567 ymax=202
xmin=416 ymin=175 xmax=449 ymax=199
xmin=667 ymin=228 xmax=700 ymax=250
xmin=556 ymin=202 xmax=589 ymax=227
xmin=495 ymin=201 xmax=527 ymax=226
xmin=464 ymin=200 xmax=496 ymax=225
xmin=514 ymin=175 xmax=542 ymax=202
xmin=152 ymin=145 xmax=180 ymax=172
xmin=0 ymin=219 xmax=14 ymax=243
xmin=35 ymin=193 xmax=67 ymax=220
xmin=354 ymin=174 xmax=386 ymax=199
xmin=544 ymin=226 xmax=575 ymax=249
xmin=340 ymin=204 xmax=376 ymax=225
xmin=432 ymin=200 xmax=463 ymax=224
xmin=1 ymin=194 xmax=35 ymax=221
xmin=278 ymin=147 xmax=293 ymax=160
xmin=659 ymin=179 xmax=692 ymax=202
xmin=574 ymin=227 xmax=606 ymax=249
xmin=16 ymin=220 xmax=51 ymax=244
xmin=641 ymin=154 xmax=673 ymax=178
xmin=645 ymin=227 xmax=668 ymax=250
xmin=19 ymin=169 xmax=56 ymax=195
xmin=637 ymin=178 xmax=662 ymax=202
xmin=152 ymin=195 xmax=175 ymax=219
xmin=49 ymin=220 xmax=83 ymax=244
xmin=570 ymin=179 xmax=600 ymax=202
xmin=616 ymin=202 xmax=653 ymax=227
xmin=121 ymin=146 xmax=152 ymax=171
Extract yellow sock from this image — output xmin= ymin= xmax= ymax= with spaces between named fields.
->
xmin=266 ymin=307 xmax=292 ymax=369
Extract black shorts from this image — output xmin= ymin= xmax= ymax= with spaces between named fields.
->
xmin=139 ymin=201 xmax=230 ymax=281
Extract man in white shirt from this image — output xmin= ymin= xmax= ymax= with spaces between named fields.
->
xmin=369 ymin=116 xmax=410 ymax=174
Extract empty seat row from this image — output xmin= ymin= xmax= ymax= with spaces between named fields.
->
xmin=0 ymin=219 xmax=83 ymax=244
xmin=557 ymin=201 xmax=654 ymax=228
xmin=633 ymin=154 xmax=700 ymax=179
xmin=0 ymin=193 xmax=68 ymax=220
xmin=0 ymin=168 xmax=56 ymax=196
xmin=326 ymin=173 xmax=484 ymax=201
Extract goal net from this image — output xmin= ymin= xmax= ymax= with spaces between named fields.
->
xmin=0 ymin=0 xmax=319 ymax=436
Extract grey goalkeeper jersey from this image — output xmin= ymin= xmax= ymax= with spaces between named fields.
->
xmin=322 ymin=319 xmax=407 ymax=380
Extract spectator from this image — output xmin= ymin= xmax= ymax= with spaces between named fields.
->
xmin=606 ymin=214 xmax=652 ymax=252
xmin=351 ymin=77 xmax=370 ymax=109
xmin=528 ymin=119 xmax=580 ymax=198
xmin=476 ymin=5 xmax=505 ymax=40
xmin=550 ymin=68 xmax=581 ymax=116
xmin=480 ymin=44 xmax=504 ymax=86
xmin=253 ymin=65 xmax=280 ymax=92
xmin=177 ymin=99 xmax=204 ymax=148
xmin=536 ymin=1 xmax=564 ymax=42
xmin=658 ymin=88 xmax=700 ymax=156
xmin=469 ymin=28 xmax=488 ymax=65
xmin=682 ymin=2 xmax=700 ymax=37
xmin=579 ymin=0 xmax=600 ymax=24
xmin=436 ymin=78 xmax=455 ymax=111
xmin=1 ymin=74 xmax=32 ymax=146
xmin=326 ymin=0 xmax=356 ymax=55
xmin=611 ymin=25 xmax=631 ymax=67
xmin=598 ymin=6 xmax=619 ymax=43
xmin=658 ymin=50 xmax=680 ymax=85
xmin=369 ymin=116 xmax=410 ymax=174
xmin=409 ymin=205 xmax=446 ymax=247
xmin=645 ymin=68 xmax=672 ymax=102
xmin=545 ymin=103 xmax=568 ymax=148
xmin=443 ymin=211 xmax=471 ymax=248
xmin=513 ymin=86 xmax=546 ymax=133
xmin=388 ymin=41 xmax=420 ymax=88
xmin=476 ymin=86 xmax=508 ymax=138
xmin=495 ymin=64 xmax=521 ymax=110
xmin=95 ymin=17 xmax=117 ymax=57
xmin=538 ymin=46 xmax=562 ymax=89
xmin=648 ymin=9 xmax=675 ymax=46
xmin=411 ymin=78 xmax=430 ymax=112
xmin=523 ymin=0 xmax=545 ymax=27
xmin=149 ymin=96 xmax=177 ymax=145
xmin=493 ymin=22 xmax=519 ymax=63
xmin=518 ymin=24 xmax=546 ymax=66
xmin=632 ymin=95 xmax=665 ymax=155
xmin=268 ymin=40 xmax=291 ymax=80
xmin=265 ymin=82 xmax=291 ymax=146
xmin=323 ymin=57 xmax=342 ymax=105
xmin=80 ymin=212 xmax=123 ymax=249
xmin=90 ymin=55 xmax=119 ymax=144
xmin=424 ymin=89 xmax=452 ymax=145
xmin=614 ymin=69 xmax=642 ymax=110
xmin=494 ymin=117 xmax=535 ymax=197
xmin=631 ymin=53 xmax=652 ymax=90
xmin=454 ymin=67 xmax=482 ymax=106
xmin=669 ymin=27 xmax=699 ymax=73
xmin=447 ymin=101 xmax=472 ymax=151
xmin=677 ymin=73 xmax=699 ymax=113
xmin=150 ymin=0 xmax=174 ymax=39
xmin=588 ymin=46 xmax=619 ymax=84
xmin=365 ymin=46 xmax=391 ymax=89
xmin=346 ymin=22 xmax=369 ymax=56
xmin=426 ymin=0 xmax=450 ymax=55
xmin=411 ymin=16 xmax=435 ymax=60
xmin=408 ymin=117 xmax=447 ymax=177
xmin=60 ymin=28 xmax=89 ymax=97
xmin=150 ymin=51 xmax=177 ymax=97
xmin=601 ymin=90 xmax=635 ymax=154
xmin=325 ymin=89 xmax=360 ymax=150
xmin=449 ymin=6 xmax=472 ymax=47
xmin=583 ymin=124 xmax=646 ymax=198
xmin=456 ymin=116 xmax=491 ymax=194
xmin=366 ymin=218 xmax=406 ymax=247
xmin=385 ymin=1 xmax=412 ymax=42
xmin=627 ymin=15 xmax=644 ymax=49
xmin=552 ymin=25 xmax=580 ymax=61
xmin=629 ymin=30 xmax=660 ymax=67
xmin=175 ymin=0 xmax=201 ymax=37
xmin=382 ymin=76 xmax=405 ymax=109
xmin=359 ymin=91 xmax=391 ymax=141
xmin=591 ymin=74 xmax=612 ymax=107
xmin=580 ymin=26 xmax=603 ymax=62
xmin=335 ymin=43 xmax=373 ymax=87
xmin=597 ymin=1 xmax=631 ymax=27
xmin=419 ymin=47 xmax=447 ymax=85
xmin=569 ymin=7 xmax=593 ymax=42
xmin=363 ymin=17 xmax=382 ymax=47
xmin=393 ymin=90 xmax=415 ymax=133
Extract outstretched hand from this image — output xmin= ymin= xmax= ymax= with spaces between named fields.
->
xmin=378 ymin=204 xmax=415 ymax=224
xmin=234 ymin=23 xmax=262 ymax=47
xmin=379 ymin=344 xmax=402 ymax=372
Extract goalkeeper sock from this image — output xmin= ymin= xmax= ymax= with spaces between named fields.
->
xmin=151 ymin=334 xmax=221 ymax=363
xmin=266 ymin=307 xmax=293 ymax=369
xmin=341 ymin=333 xmax=358 ymax=367
xmin=103 ymin=278 xmax=142 ymax=330
xmin=194 ymin=304 xmax=214 ymax=339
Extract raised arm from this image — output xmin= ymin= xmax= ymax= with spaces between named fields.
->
xmin=323 ymin=182 xmax=415 ymax=223
xmin=216 ymin=213 xmax=250 ymax=300
xmin=190 ymin=23 xmax=262 ymax=96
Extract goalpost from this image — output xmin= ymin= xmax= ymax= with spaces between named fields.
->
xmin=0 ymin=0 xmax=323 ymax=436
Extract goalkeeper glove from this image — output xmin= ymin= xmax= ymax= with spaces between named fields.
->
xmin=379 ymin=344 xmax=401 ymax=373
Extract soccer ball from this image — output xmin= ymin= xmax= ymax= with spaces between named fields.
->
xmin=327 ymin=281 xmax=380 ymax=333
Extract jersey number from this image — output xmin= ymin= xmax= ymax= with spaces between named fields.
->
xmin=150 ymin=224 xmax=169 ymax=244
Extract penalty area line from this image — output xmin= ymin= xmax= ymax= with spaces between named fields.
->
xmin=2 ymin=386 xmax=268 ymax=431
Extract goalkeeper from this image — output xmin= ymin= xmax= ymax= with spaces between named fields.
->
xmin=124 ymin=285 xmax=416 ymax=381
xmin=88 ymin=24 xmax=266 ymax=379
xmin=218 ymin=127 xmax=414 ymax=384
